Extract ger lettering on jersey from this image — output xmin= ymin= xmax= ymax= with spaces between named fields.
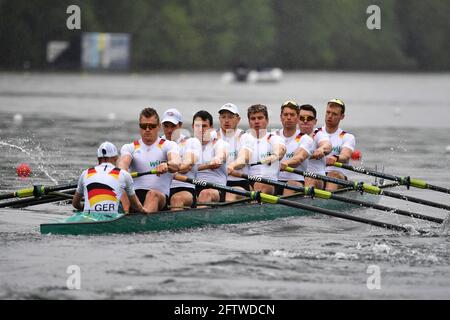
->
xmin=76 ymin=163 xmax=135 ymax=213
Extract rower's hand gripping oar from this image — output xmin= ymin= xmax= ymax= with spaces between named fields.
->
xmin=231 ymin=171 xmax=443 ymax=224
xmin=284 ymin=166 xmax=450 ymax=212
xmin=334 ymin=162 xmax=450 ymax=195
xmin=173 ymin=174 xmax=412 ymax=233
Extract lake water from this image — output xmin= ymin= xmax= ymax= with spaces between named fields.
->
xmin=0 ymin=71 xmax=449 ymax=300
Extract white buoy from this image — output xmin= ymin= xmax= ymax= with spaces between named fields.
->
xmin=445 ymin=145 xmax=450 ymax=154
xmin=107 ymin=113 xmax=117 ymax=121
xmin=13 ymin=113 xmax=23 ymax=124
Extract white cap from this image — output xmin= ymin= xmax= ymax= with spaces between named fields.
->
xmin=161 ymin=108 xmax=182 ymax=124
xmin=219 ymin=103 xmax=239 ymax=115
xmin=97 ymin=141 xmax=118 ymax=158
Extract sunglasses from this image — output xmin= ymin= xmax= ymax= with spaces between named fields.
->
xmin=299 ymin=115 xmax=315 ymax=122
xmin=139 ymin=123 xmax=159 ymax=130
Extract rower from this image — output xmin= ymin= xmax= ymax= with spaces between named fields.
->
xmin=72 ymin=142 xmax=149 ymax=214
xmin=322 ymin=99 xmax=356 ymax=191
xmin=161 ymin=108 xmax=202 ymax=210
xmin=217 ymin=103 xmax=251 ymax=201
xmin=276 ymin=100 xmax=314 ymax=196
xmin=298 ymin=104 xmax=332 ymax=189
xmin=118 ymin=107 xmax=180 ymax=213
xmin=193 ymin=110 xmax=229 ymax=204
xmin=228 ymin=104 xmax=286 ymax=195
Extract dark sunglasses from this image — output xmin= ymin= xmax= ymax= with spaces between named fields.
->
xmin=299 ymin=115 xmax=315 ymax=122
xmin=139 ymin=123 xmax=158 ymax=130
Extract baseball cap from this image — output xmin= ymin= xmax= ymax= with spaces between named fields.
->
xmin=219 ymin=103 xmax=239 ymax=115
xmin=161 ymin=108 xmax=182 ymax=124
xmin=97 ymin=141 xmax=118 ymax=158
xmin=328 ymin=98 xmax=345 ymax=108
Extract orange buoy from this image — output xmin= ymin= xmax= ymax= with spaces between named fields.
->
xmin=16 ymin=163 xmax=31 ymax=177
xmin=351 ymin=149 xmax=362 ymax=161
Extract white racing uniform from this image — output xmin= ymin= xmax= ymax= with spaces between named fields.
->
xmin=323 ymin=127 xmax=356 ymax=175
xmin=169 ymin=136 xmax=202 ymax=190
xmin=76 ymin=163 xmax=135 ymax=213
xmin=276 ymin=129 xmax=314 ymax=181
xmin=244 ymin=131 xmax=286 ymax=180
xmin=120 ymin=138 xmax=179 ymax=196
xmin=197 ymin=137 xmax=229 ymax=186
xmin=216 ymin=128 xmax=251 ymax=182
xmin=307 ymin=127 xmax=330 ymax=175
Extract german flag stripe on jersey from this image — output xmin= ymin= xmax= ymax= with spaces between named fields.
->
xmin=109 ymin=168 xmax=120 ymax=180
xmin=86 ymin=182 xmax=117 ymax=206
xmin=157 ymin=138 xmax=165 ymax=149
xmin=339 ymin=131 xmax=347 ymax=138
xmin=133 ymin=140 xmax=141 ymax=151
xmin=295 ymin=132 xmax=305 ymax=143
xmin=87 ymin=168 xmax=97 ymax=178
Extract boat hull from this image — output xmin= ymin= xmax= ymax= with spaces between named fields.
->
xmin=40 ymin=189 xmax=380 ymax=235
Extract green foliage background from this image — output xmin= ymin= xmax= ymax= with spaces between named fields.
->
xmin=0 ymin=0 xmax=448 ymax=70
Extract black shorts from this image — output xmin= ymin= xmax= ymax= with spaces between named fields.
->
xmin=135 ymin=189 xmax=169 ymax=211
xmin=195 ymin=185 xmax=226 ymax=202
xmin=169 ymin=187 xmax=197 ymax=208
xmin=226 ymin=179 xmax=251 ymax=191
xmin=275 ymin=180 xmax=304 ymax=195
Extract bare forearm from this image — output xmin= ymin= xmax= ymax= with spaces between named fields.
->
xmin=72 ymin=192 xmax=83 ymax=211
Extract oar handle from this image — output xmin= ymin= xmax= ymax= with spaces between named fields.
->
xmin=130 ymin=170 xmax=157 ymax=178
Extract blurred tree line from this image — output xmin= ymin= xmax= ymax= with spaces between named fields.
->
xmin=0 ymin=0 xmax=448 ymax=71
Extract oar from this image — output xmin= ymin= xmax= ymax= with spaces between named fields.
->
xmin=0 ymin=190 xmax=76 ymax=208
xmin=173 ymin=174 xmax=412 ymax=233
xmin=335 ymin=162 xmax=450 ymax=194
xmin=0 ymin=169 xmax=158 ymax=202
xmin=0 ymin=183 xmax=78 ymax=201
xmin=232 ymin=172 xmax=443 ymax=224
xmin=130 ymin=169 xmax=157 ymax=178
xmin=285 ymin=167 xmax=450 ymax=211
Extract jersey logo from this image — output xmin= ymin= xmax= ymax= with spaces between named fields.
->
xmin=86 ymin=182 xmax=117 ymax=207
xmin=109 ymin=167 xmax=120 ymax=180
xmin=339 ymin=131 xmax=347 ymax=138
xmin=87 ymin=168 xmax=97 ymax=178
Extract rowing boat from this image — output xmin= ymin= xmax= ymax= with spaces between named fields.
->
xmin=40 ymin=183 xmax=397 ymax=235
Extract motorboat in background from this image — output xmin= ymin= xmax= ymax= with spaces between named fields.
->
xmin=222 ymin=65 xmax=283 ymax=83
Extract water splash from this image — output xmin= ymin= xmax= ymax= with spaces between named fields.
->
xmin=0 ymin=141 xmax=58 ymax=184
